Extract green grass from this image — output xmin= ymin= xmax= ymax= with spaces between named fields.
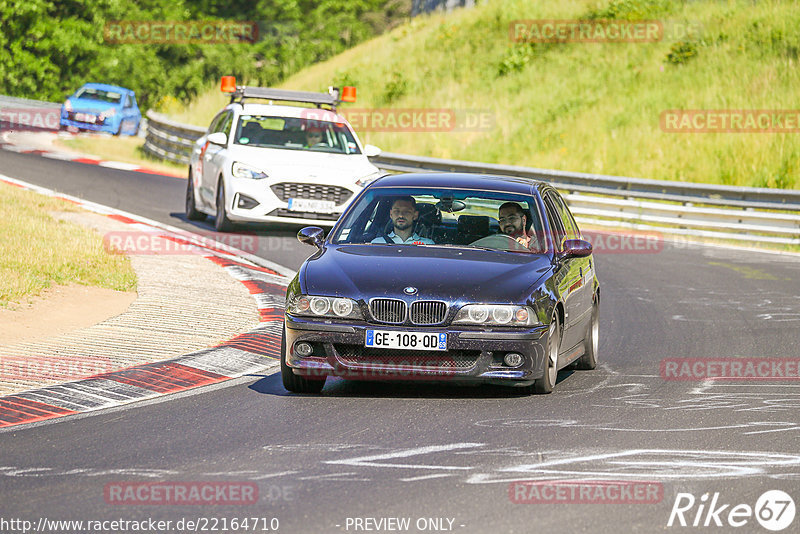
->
xmin=168 ymin=0 xmax=800 ymax=189
xmin=1 ymin=183 xmax=137 ymax=308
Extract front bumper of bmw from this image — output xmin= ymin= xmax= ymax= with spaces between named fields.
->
xmin=283 ymin=315 xmax=551 ymax=386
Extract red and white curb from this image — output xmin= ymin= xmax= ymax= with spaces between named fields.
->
xmin=0 ymin=174 xmax=293 ymax=429
xmin=0 ymin=131 xmax=185 ymax=178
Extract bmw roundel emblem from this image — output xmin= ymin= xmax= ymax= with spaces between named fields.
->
xmin=404 ymin=286 xmax=417 ymax=295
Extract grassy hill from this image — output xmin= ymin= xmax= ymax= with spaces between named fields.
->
xmin=171 ymin=0 xmax=800 ymax=189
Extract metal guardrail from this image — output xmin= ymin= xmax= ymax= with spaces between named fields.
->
xmin=142 ymin=110 xmax=205 ymax=165
xmin=373 ymin=153 xmax=800 ymax=211
xmin=377 ymin=153 xmax=800 ymax=245
xmin=5 ymin=98 xmax=798 ymax=246
xmin=0 ymin=94 xmax=61 ymax=110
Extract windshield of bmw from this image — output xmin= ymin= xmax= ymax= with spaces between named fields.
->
xmin=74 ymin=88 xmax=122 ymax=103
xmin=233 ymin=115 xmax=361 ymax=154
xmin=330 ymin=187 xmax=550 ymax=253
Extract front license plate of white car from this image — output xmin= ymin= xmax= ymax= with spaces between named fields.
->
xmin=288 ymin=198 xmax=336 ymax=213
xmin=365 ymin=330 xmax=447 ymax=351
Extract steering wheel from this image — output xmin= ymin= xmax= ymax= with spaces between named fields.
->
xmin=469 ymin=234 xmax=530 ymax=252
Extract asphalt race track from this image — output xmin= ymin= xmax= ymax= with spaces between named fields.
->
xmin=2 ymin=148 xmax=800 ymax=533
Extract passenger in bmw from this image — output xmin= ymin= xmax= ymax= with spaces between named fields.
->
xmin=371 ymin=196 xmax=434 ymax=245
xmin=498 ymin=202 xmax=535 ymax=249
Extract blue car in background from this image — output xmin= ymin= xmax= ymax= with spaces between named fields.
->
xmin=60 ymin=83 xmax=141 ymax=135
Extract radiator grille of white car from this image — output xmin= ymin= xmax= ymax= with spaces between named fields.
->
xmin=271 ymin=183 xmax=352 ymax=204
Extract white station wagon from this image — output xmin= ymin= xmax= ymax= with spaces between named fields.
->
xmin=186 ymin=78 xmax=383 ymax=231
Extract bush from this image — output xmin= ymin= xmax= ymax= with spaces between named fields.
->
xmin=666 ymin=41 xmax=699 ymax=65
xmin=382 ymin=71 xmax=408 ymax=103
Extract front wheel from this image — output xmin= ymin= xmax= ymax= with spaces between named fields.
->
xmin=532 ymin=315 xmax=560 ymax=394
xmin=185 ymin=173 xmax=206 ymax=221
xmin=281 ymin=329 xmax=326 ymax=394
xmin=214 ymin=181 xmax=233 ymax=232
xmin=575 ymin=297 xmax=598 ymax=370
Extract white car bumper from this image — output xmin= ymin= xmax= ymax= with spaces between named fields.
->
xmin=223 ymin=176 xmax=359 ymax=227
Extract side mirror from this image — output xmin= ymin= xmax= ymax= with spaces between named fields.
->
xmin=298 ymin=226 xmax=325 ymax=249
xmin=363 ymin=144 xmax=381 ymax=157
xmin=207 ymin=132 xmax=227 ymax=146
xmin=562 ymin=239 xmax=592 ymax=258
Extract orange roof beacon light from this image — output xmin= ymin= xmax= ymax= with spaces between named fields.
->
xmin=220 ymin=76 xmax=237 ymax=93
xmin=340 ymin=86 xmax=357 ymax=103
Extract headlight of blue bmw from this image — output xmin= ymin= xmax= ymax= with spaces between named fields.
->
xmin=232 ymin=161 xmax=269 ymax=180
xmin=453 ymin=304 xmax=539 ymax=326
xmin=287 ymin=295 xmax=363 ymax=319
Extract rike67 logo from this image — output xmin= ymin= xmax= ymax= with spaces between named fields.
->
xmin=668 ymin=490 xmax=796 ymax=531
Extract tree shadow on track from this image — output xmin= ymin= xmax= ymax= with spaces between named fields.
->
xmin=246 ymin=371 xmax=575 ymax=399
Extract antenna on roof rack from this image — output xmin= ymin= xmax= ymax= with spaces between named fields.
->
xmin=220 ymin=76 xmax=356 ymax=111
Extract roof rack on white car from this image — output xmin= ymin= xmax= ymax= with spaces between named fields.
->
xmin=220 ymin=76 xmax=356 ymax=112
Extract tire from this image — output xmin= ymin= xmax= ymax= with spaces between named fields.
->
xmin=280 ymin=329 xmax=326 ymax=394
xmin=214 ymin=180 xmax=233 ymax=232
xmin=575 ymin=297 xmax=599 ymax=370
xmin=185 ymin=172 xmax=206 ymax=221
xmin=532 ymin=315 xmax=560 ymax=394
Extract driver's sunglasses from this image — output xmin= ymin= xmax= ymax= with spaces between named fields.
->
xmin=498 ymin=215 xmax=522 ymax=224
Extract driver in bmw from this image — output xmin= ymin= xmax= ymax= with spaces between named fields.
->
xmin=371 ymin=196 xmax=434 ymax=245
xmin=498 ymin=202 xmax=535 ymax=249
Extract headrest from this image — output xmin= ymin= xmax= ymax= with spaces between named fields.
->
xmin=416 ymin=203 xmax=441 ymax=225
xmin=457 ymin=215 xmax=490 ymax=234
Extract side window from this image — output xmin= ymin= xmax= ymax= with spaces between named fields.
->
xmin=359 ymin=200 xmax=386 ymax=242
xmin=548 ymin=192 xmax=580 ymax=240
xmin=208 ymin=113 xmax=225 ymax=134
xmin=217 ymin=112 xmax=233 ymax=136
xmin=543 ymin=195 xmax=566 ymax=250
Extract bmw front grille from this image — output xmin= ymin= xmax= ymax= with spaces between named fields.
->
xmin=369 ymin=298 xmax=406 ymax=324
xmin=369 ymin=299 xmax=448 ymax=325
xmin=410 ymin=301 xmax=447 ymax=325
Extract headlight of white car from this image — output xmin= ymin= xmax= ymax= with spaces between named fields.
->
xmin=232 ymin=161 xmax=269 ymax=180
xmin=355 ymin=171 xmax=383 ymax=188
xmin=453 ymin=304 xmax=540 ymax=326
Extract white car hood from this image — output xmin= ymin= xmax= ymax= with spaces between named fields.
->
xmin=227 ymin=145 xmax=379 ymax=182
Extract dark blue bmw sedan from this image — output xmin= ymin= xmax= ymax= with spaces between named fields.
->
xmin=282 ymin=172 xmax=599 ymax=394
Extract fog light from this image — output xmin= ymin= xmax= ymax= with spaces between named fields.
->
xmin=295 ymin=342 xmax=313 ymax=356
xmin=504 ymin=352 xmax=523 ymax=367
xmin=235 ymin=193 xmax=259 ymax=209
